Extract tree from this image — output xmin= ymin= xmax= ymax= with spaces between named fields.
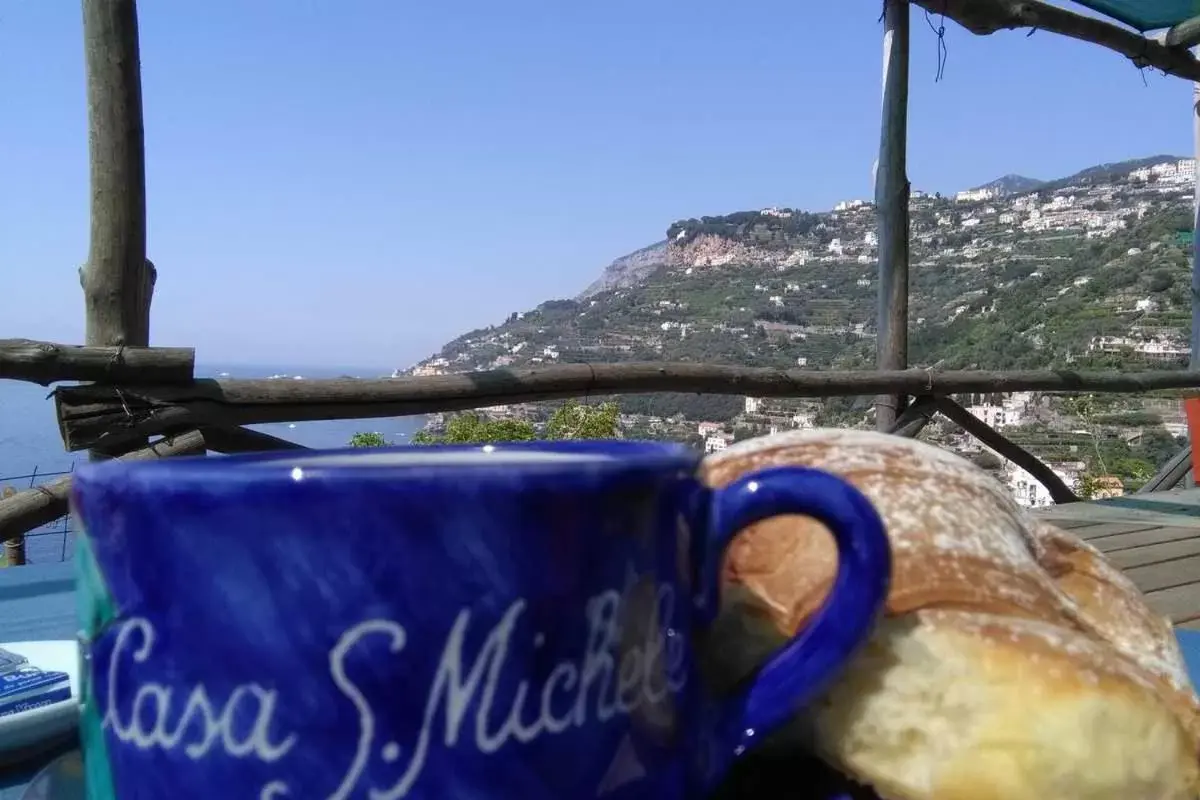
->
xmin=544 ymin=400 xmax=620 ymax=440
xmin=349 ymin=432 xmax=389 ymax=448
xmin=1148 ymin=268 xmax=1174 ymax=293
xmin=410 ymin=414 xmax=537 ymax=445
xmin=353 ymin=401 xmax=621 ymax=448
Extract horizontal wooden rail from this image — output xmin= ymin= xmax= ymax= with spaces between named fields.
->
xmin=914 ymin=0 xmax=1200 ymax=81
xmin=0 ymin=430 xmax=206 ymax=544
xmin=0 ymin=338 xmax=193 ymax=386
xmin=52 ymin=363 xmax=1200 ymax=453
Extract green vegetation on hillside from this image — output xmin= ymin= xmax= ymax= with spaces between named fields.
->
xmin=667 ymin=210 xmax=821 ymax=249
xmin=351 ymin=400 xmax=621 ymax=447
xmin=406 ymin=156 xmax=1196 ymax=484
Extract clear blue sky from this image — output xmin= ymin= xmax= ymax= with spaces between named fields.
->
xmin=0 ymin=1 xmax=1192 ymax=370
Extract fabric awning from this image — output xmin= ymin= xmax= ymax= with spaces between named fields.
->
xmin=1070 ymin=0 xmax=1200 ymax=31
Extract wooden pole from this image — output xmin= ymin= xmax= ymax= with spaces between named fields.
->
xmin=80 ymin=0 xmax=153 ymax=461
xmin=1190 ymin=75 xmax=1199 ymax=372
xmin=1140 ymin=42 xmax=1200 ymax=494
xmin=0 ymin=339 xmax=193 ymax=386
xmin=52 ymin=364 xmax=1200 ymax=453
xmin=0 ymin=487 xmax=23 ymax=566
xmin=875 ymin=0 xmax=911 ymax=431
xmin=0 ymin=431 xmax=207 ymax=546
xmin=911 ymin=0 xmax=1200 ymax=82
xmin=1188 ymin=68 xmax=1200 ymax=489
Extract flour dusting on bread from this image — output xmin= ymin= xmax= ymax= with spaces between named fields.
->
xmin=701 ymin=428 xmax=1200 ymax=800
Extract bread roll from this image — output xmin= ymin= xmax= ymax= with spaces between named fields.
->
xmin=700 ymin=429 xmax=1200 ymax=800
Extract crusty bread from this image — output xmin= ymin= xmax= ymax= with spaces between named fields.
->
xmin=700 ymin=429 xmax=1200 ymax=800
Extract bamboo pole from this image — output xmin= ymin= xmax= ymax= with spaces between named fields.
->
xmin=875 ymin=0 xmax=911 ymax=431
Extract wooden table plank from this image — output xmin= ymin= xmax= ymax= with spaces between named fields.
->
xmin=1069 ymin=521 xmax=1162 ymax=540
xmin=1039 ymin=518 xmax=1102 ymax=531
xmin=1146 ymin=583 xmax=1200 ymax=623
xmin=1107 ymin=538 xmax=1200 ymax=569
xmin=1037 ymin=493 xmax=1200 ymax=625
xmin=1088 ymin=527 xmax=1200 ymax=553
xmin=1126 ymin=554 xmax=1200 ymax=594
xmin=1102 ymin=487 xmax=1200 ymax=514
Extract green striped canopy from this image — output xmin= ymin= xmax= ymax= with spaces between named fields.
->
xmin=1072 ymin=0 xmax=1200 ymax=31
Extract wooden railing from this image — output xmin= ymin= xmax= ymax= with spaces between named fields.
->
xmin=3 ymin=336 xmax=1200 ymax=549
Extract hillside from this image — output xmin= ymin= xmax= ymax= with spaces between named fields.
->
xmin=969 ymin=174 xmax=1044 ymax=195
xmin=414 ymin=155 xmax=1193 ymax=384
xmin=405 ymin=155 xmax=1196 ymax=499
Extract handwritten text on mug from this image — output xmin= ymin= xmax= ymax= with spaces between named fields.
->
xmin=99 ymin=583 xmax=689 ymax=798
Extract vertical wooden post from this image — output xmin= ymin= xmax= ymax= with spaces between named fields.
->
xmin=80 ymin=0 xmax=154 ymax=459
xmin=875 ymin=0 xmax=911 ymax=431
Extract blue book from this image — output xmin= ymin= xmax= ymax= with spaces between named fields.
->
xmin=0 ymin=666 xmax=72 ymax=719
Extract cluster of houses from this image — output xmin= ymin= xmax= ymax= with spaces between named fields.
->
xmin=414 ymin=385 xmax=1172 ymax=509
xmin=954 ymin=392 xmax=1183 ymax=507
xmin=690 ymin=390 xmax=1179 ymax=509
xmin=1088 ymin=334 xmax=1190 ymax=363
xmin=697 ymin=396 xmax=821 ymax=454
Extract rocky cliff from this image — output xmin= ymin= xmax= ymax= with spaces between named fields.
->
xmin=577 ymin=241 xmax=668 ymax=299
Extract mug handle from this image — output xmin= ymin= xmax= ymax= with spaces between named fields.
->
xmin=695 ymin=465 xmax=891 ymax=757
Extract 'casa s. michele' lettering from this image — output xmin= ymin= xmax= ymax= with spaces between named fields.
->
xmin=96 ymin=582 xmax=689 ymax=799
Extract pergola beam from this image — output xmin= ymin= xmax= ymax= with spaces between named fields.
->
xmin=913 ymin=0 xmax=1200 ymax=82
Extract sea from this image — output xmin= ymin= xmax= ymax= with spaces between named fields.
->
xmin=0 ymin=363 xmax=427 ymax=564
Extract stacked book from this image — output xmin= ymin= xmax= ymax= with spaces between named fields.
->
xmin=0 ymin=646 xmax=71 ymax=719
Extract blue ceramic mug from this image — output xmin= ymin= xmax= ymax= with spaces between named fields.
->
xmin=70 ymin=440 xmax=890 ymax=799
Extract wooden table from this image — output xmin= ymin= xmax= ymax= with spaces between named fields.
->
xmin=2 ymin=503 xmax=1200 ymax=798
xmin=1037 ymin=487 xmax=1200 ymax=629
